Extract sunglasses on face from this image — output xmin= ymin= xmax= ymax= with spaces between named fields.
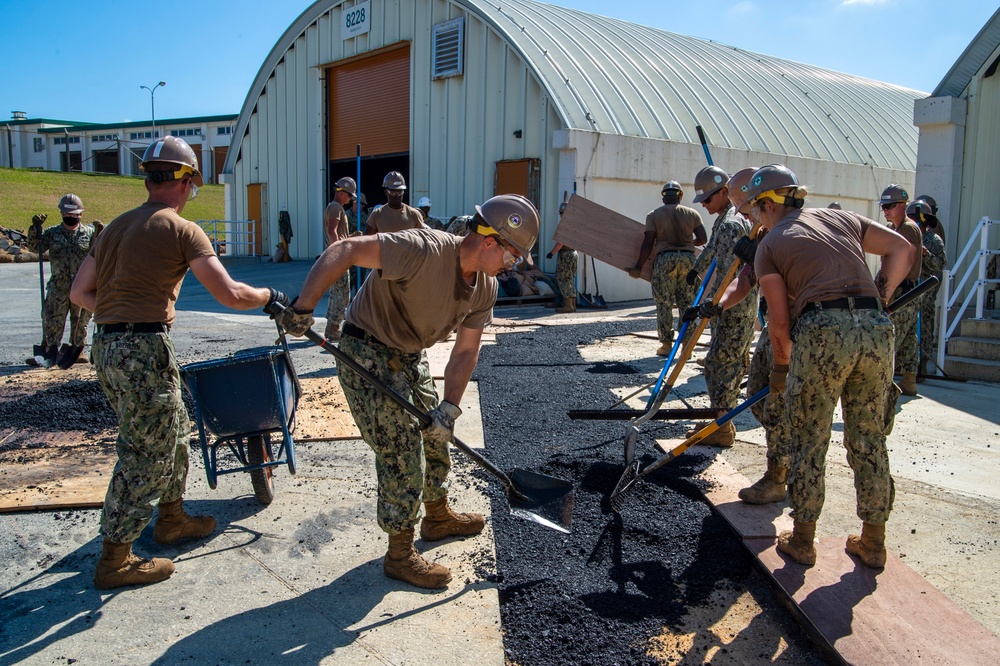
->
xmin=881 ymin=202 xmax=901 ymax=211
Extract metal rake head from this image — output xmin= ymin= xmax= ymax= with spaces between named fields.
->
xmin=609 ymin=460 xmax=641 ymax=513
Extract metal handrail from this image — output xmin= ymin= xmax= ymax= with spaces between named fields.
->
xmin=196 ymin=219 xmax=258 ymax=257
xmin=937 ymin=216 xmax=1000 ymax=372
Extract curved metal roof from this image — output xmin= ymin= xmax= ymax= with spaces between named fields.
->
xmin=933 ymin=7 xmax=1000 ymax=98
xmin=461 ymin=0 xmax=922 ymax=171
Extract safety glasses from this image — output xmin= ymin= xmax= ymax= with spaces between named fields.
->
xmin=881 ymin=202 xmax=901 ymax=211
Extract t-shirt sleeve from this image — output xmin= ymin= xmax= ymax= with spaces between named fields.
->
xmin=377 ymin=231 xmax=426 ymax=282
xmin=754 ymin=239 xmax=779 ymax=279
xmin=180 ymin=221 xmax=219 ymax=263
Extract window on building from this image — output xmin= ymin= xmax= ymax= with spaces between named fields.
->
xmin=217 ymin=126 xmax=233 ymax=135
xmin=170 ymin=128 xmax=200 ymax=137
xmin=53 ymin=136 xmax=81 ymax=145
xmin=33 ymin=138 xmax=44 ymax=152
xmin=91 ymin=134 xmax=117 ymax=142
xmin=432 ymin=18 xmax=464 ymax=79
xmin=129 ymin=131 xmax=158 ymax=140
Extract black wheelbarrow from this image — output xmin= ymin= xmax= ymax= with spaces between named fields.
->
xmin=181 ymin=330 xmax=301 ymax=505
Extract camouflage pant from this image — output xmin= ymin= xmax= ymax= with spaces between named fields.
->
xmin=92 ymin=331 xmax=190 ymax=543
xmin=336 ymin=333 xmax=450 ymax=534
xmin=891 ymin=297 xmax=919 ymax=375
xmin=325 ymin=273 xmax=351 ymax=339
xmin=43 ymin=274 xmax=92 ymax=347
xmin=651 ymin=251 xmax=695 ymax=344
xmin=704 ymin=294 xmax=756 ymax=409
xmin=746 ymin=324 xmax=791 ymax=468
xmin=919 ymin=282 xmax=941 ymax=368
xmin=785 ymin=308 xmax=896 ymax=524
xmin=555 ymin=249 xmax=577 ymax=304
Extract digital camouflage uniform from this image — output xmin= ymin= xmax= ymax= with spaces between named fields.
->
xmin=555 ymin=247 xmax=578 ymax=305
xmin=326 ymin=273 xmax=351 ymax=340
xmin=786 ymin=308 xmax=898 ymax=523
xmin=446 ymin=215 xmax=473 ymax=237
xmin=919 ymin=230 xmax=947 ymax=366
xmin=891 ymin=293 xmax=919 ymax=376
xmin=42 ymin=223 xmax=95 ymax=347
xmin=696 ymin=205 xmax=757 ymax=409
xmin=337 ymin=333 xmax=449 ymax=534
xmin=92 ymin=330 xmax=190 ymax=543
xmin=746 ymin=321 xmax=791 ymax=469
xmin=652 ymin=251 xmax=696 ymax=344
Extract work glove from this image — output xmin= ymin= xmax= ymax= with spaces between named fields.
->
xmin=424 ymin=400 xmax=462 ymax=443
xmin=264 ymin=287 xmax=291 ymax=316
xmin=546 ymin=252 xmax=554 ymax=260
xmin=272 ymin=296 xmax=314 ymax=336
xmin=685 ymin=269 xmax=700 ymax=286
xmin=683 ymin=301 xmax=723 ymax=322
xmin=628 ymin=266 xmax=641 ymax=279
xmin=32 ymin=213 xmax=47 ymax=226
xmin=769 ymin=364 xmax=789 ymax=393
xmin=733 ymin=236 xmax=757 ymax=266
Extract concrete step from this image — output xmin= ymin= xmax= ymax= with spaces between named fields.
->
xmin=959 ymin=317 xmax=1000 ymax=340
xmin=943 ymin=355 xmax=1000 ymax=383
xmin=947 ymin=336 xmax=1000 ymax=361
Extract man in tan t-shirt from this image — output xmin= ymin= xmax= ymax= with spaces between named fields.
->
xmin=323 ymin=176 xmax=356 ymax=341
xmin=70 ymin=136 xmax=288 ymax=591
xmin=364 ymin=171 xmax=425 ymax=235
xmin=276 ymin=194 xmax=539 ymax=590
xmin=629 ymin=181 xmax=708 ymax=355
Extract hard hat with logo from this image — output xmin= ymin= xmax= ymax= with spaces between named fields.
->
xmin=661 ymin=181 xmax=683 ymax=198
xmin=692 ymin=166 xmax=729 ymax=203
xmin=335 ymin=177 xmax=357 ymax=197
xmin=417 ymin=196 xmax=432 ymax=208
xmin=58 ymin=194 xmax=84 ymax=216
xmin=140 ymin=136 xmax=204 ymax=187
xmin=727 ymin=167 xmax=757 ymax=215
xmin=879 ymin=184 xmax=908 ymax=205
xmin=746 ymin=164 xmax=800 ymax=207
xmin=475 ymin=194 xmax=540 ymax=265
xmin=915 ymin=194 xmax=938 ymax=215
xmin=382 ymin=171 xmax=406 ymax=190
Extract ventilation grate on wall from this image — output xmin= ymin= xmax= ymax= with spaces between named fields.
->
xmin=432 ymin=17 xmax=464 ymax=79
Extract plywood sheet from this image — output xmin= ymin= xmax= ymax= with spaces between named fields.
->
xmin=553 ymin=194 xmax=653 ymax=281
xmin=0 ymin=452 xmax=114 ymax=512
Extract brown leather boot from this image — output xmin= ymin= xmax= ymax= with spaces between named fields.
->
xmin=420 ymin=497 xmax=485 ymax=542
xmin=900 ymin=373 xmax=918 ymax=396
xmin=738 ymin=461 xmax=788 ymax=504
xmin=153 ymin=499 xmax=217 ymax=545
xmin=777 ymin=519 xmax=817 ymax=566
xmin=554 ymin=301 xmax=577 ymax=314
xmin=93 ymin=539 xmax=174 ymax=590
xmin=846 ymin=521 xmax=887 ymax=569
xmin=383 ymin=528 xmax=452 ymax=589
xmin=686 ymin=421 xmax=735 ymax=448
xmin=655 ymin=343 xmax=671 ymax=357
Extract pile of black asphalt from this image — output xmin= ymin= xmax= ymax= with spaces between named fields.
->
xmin=474 ymin=316 xmax=828 ymax=665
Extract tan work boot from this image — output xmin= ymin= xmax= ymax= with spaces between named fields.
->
xmin=384 ymin=528 xmax=452 ymax=589
xmin=696 ymin=356 xmax=706 ymax=367
xmin=420 ymin=497 xmax=485 ymax=542
xmin=899 ymin=372 xmax=918 ymax=396
xmin=686 ymin=421 xmax=735 ymax=448
xmin=738 ymin=461 xmax=788 ymax=504
xmin=655 ymin=343 xmax=671 ymax=357
xmin=153 ymin=499 xmax=217 ymax=545
xmin=555 ymin=301 xmax=577 ymax=314
xmin=845 ymin=521 xmax=887 ymax=569
xmin=94 ymin=539 xmax=175 ymax=590
xmin=777 ymin=519 xmax=817 ymax=566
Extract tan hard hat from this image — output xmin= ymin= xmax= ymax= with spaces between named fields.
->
xmin=475 ymin=194 xmax=540 ymax=264
xmin=335 ymin=177 xmax=357 ymax=197
xmin=727 ymin=167 xmax=757 ymax=215
xmin=140 ymin=136 xmax=204 ymax=187
xmin=382 ymin=171 xmax=406 ymax=190
xmin=692 ymin=166 xmax=729 ymax=203
xmin=58 ymin=194 xmax=84 ymax=216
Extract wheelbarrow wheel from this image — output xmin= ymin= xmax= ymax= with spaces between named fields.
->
xmin=247 ymin=435 xmax=275 ymax=505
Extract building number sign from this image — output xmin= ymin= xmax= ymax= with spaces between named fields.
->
xmin=342 ymin=1 xmax=371 ymax=39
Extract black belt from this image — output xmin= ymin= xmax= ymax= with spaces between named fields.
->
xmin=98 ymin=322 xmax=169 ymax=333
xmin=657 ymin=249 xmax=694 ymax=255
xmin=342 ymin=322 xmax=386 ymax=347
xmin=801 ymin=297 xmax=880 ymax=315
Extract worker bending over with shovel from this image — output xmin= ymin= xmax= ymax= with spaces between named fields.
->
xmin=747 ymin=164 xmax=913 ymax=569
xmin=72 ymin=137 xmax=289 ymax=589
xmin=276 ymin=194 xmax=539 ymax=589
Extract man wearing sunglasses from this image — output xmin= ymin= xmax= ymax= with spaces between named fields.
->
xmin=71 ymin=136 xmax=289 ymax=590
xmin=878 ymin=184 xmax=923 ymax=396
xmin=275 ymin=194 xmax=538 ymax=589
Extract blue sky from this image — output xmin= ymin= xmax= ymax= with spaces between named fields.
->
xmin=1 ymin=0 xmax=996 ymax=124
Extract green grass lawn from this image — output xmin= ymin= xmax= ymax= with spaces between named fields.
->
xmin=0 ymin=168 xmax=225 ymax=232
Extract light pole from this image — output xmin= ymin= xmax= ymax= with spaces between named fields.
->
xmin=140 ymin=81 xmax=166 ymax=140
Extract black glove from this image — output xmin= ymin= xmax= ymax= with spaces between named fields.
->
xmin=769 ymin=364 xmax=789 ymax=393
xmin=264 ymin=287 xmax=291 ymax=316
xmin=32 ymin=213 xmax=47 ymax=226
xmin=272 ymin=296 xmax=314 ymax=336
xmin=733 ymin=236 xmax=757 ymax=265
xmin=681 ymin=306 xmax=700 ymax=322
xmin=699 ymin=301 xmax=723 ymax=319
xmin=546 ymin=252 xmax=554 ymax=260
xmin=685 ymin=269 xmax=700 ymax=286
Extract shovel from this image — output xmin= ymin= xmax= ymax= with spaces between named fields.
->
xmin=268 ymin=306 xmax=574 ymax=534
xmin=30 ymin=219 xmax=50 ymax=366
xmin=578 ymin=255 xmax=595 ymax=308
xmin=590 ymin=256 xmax=608 ymax=308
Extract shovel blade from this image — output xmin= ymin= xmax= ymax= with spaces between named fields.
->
xmin=507 ymin=468 xmax=574 ymax=534
xmin=609 ymin=460 xmax=641 ymax=513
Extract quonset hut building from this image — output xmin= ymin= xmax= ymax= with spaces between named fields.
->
xmin=223 ymin=0 xmax=923 ymax=302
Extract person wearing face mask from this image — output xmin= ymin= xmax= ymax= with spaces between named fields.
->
xmin=31 ymin=194 xmax=96 ymax=368
xmin=275 ymin=194 xmax=538 ymax=590
xmin=364 ymin=172 xmax=426 ymax=235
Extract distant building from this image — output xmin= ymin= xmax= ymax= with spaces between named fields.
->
xmin=0 ymin=113 xmax=237 ymax=185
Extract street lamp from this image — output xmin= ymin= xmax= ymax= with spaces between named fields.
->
xmin=140 ymin=81 xmax=166 ymax=140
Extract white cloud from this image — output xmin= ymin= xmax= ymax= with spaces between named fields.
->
xmin=841 ymin=0 xmax=890 ymax=6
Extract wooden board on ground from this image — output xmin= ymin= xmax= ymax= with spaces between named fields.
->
xmin=680 ymin=448 xmax=1000 ymax=664
xmin=289 ymin=376 xmax=360 ymax=441
xmin=0 ymin=450 xmax=115 ymax=512
xmin=553 ymin=194 xmax=653 ymax=281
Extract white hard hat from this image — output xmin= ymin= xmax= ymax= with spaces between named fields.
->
xmin=417 ymin=196 xmax=431 ymax=208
